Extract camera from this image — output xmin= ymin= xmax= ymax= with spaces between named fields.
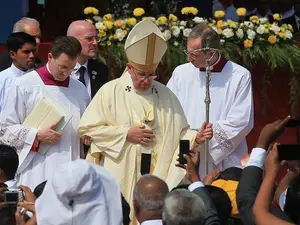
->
xmin=4 ymin=189 xmax=24 ymax=204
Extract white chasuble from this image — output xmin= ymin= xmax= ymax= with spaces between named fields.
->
xmin=167 ymin=61 xmax=254 ymax=178
xmin=0 ymin=70 xmax=90 ymax=190
xmin=78 ymin=71 xmax=198 ymax=204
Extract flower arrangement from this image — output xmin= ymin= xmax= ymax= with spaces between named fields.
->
xmin=83 ymin=6 xmax=300 ymax=83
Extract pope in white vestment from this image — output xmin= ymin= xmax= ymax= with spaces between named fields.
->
xmin=78 ymin=20 xmax=213 ymax=209
xmin=167 ymin=43 xmax=253 ymax=178
xmin=0 ymin=63 xmax=90 ymax=190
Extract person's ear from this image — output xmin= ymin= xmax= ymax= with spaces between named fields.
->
xmin=9 ymin=50 xmax=17 ymax=60
xmin=133 ymin=200 xmax=140 ymax=215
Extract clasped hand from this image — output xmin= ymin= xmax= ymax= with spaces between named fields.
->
xmin=37 ymin=120 xmax=62 ymax=144
xmin=195 ymin=122 xmax=213 ymax=144
xmin=127 ymin=125 xmax=155 ymax=146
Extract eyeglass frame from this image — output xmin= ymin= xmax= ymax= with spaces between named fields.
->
xmin=81 ymin=35 xmax=100 ymax=43
xmin=183 ymin=48 xmax=204 ymax=60
xmin=130 ymin=65 xmax=157 ymax=80
xmin=53 ymin=59 xmax=76 ymax=73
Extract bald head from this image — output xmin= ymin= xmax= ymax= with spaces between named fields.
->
xmin=67 ymin=20 xmax=98 ymax=63
xmin=133 ymin=175 xmax=169 ymax=211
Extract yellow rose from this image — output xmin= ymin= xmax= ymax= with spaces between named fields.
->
xmin=228 ymin=21 xmax=238 ymax=29
xmin=273 ymin=13 xmax=281 ymax=21
xmin=169 ymin=14 xmax=178 ymax=22
xmin=181 ymin=7 xmax=189 ymax=15
xmin=214 ymin=10 xmax=225 ymax=19
xmin=217 ymin=20 xmax=224 ymax=29
xmin=92 ymin=8 xmax=99 ymax=15
xmin=249 ymin=15 xmax=259 ymax=22
xmin=190 ymin=7 xmax=198 ymax=15
xmin=157 ymin=16 xmax=168 ymax=25
xmin=103 ymin=13 xmax=113 ymax=21
xmin=279 ymin=32 xmax=287 ymax=39
xmin=244 ymin=39 xmax=253 ymax=48
xmin=217 ymin=28 xmax=223 ymax=35
xmin=83 ymin=7 xmax=92 ymax=15
xmin=127 ymin=17 xmax=137 ymax=26
xmin=114 ymin=20 xmax=125 ymax=27
xmin=268 ymin=35 xmax=277 ymax=44
xmin=236 ymin=8 xmax=247 ymax=16
xmin=280 ymin=27 xmax=286 ymax=32
xmin=99 ymin=30 xmax=106 ymax=37
xmin=133 ymin=8 xmax=145 ymax=17
xmin=107 ymin=41 xmax=112 ymax=46
xmin=85 ymin=19 xmax=93 ymax=24
xmin=288 ymin=24 xmax=293 ymax=31
xmin=104 ymin=21 xmax=113 ymax=30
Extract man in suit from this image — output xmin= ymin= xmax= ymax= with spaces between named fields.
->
xmin=0 ymin=17 xmax=41 ymax=72
xmin=67 ymin=20 xmax=109 ymax=99
xmin=133 ymin=174 xmax=169 ymax=225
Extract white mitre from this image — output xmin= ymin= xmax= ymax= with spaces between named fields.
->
xmin=125 ymin=19 xmax=167 ymax=72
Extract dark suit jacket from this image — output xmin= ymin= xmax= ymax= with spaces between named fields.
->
xmin=0 ymin=50 xmax=42 ymax=72
xmin=87 ymin=58 xmax=109 ymax=99
xmin=236 ymin=166 xmax=292 ymax=225
xmin=193 ymin=187 xmax=221 ymax=225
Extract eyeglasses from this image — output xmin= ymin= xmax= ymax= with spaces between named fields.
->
xmin=131 ymin=66 xmax=157 ymax=80
xmin=183 ymin=48 xmax=203 ymax=60
xmin=83 ymin=36 xmax=99 ymax=43
xmin=53 ymin=59 xmax=76 ymax=73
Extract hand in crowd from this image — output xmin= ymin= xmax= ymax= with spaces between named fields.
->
xmin=176 ymin=149 xmax=201 ymax=183
xmin=256 ymin=115 xmax=291 ymax=150
xmin=82 ymin=135 xmax=91 ymax=146
xmin=127 ymin=125 xmax=155 ymax=146
xmin=203 ymin=169 xmax=221 ymax=185
xmin=37 ymin=120 xmax=63 ymax=144
xmin=196 ymin=122 xmax=213 ymax=145
xmin=264 ymin=143 xmax=281 ymax=177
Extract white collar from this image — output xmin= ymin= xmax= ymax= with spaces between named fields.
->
xmin=141 ymin=219 xmax=163 ymax=225
xmin=74 ymin=61 xmax=88 ymax=73
xmin=10 ymin=63 xmax=26 ymax=76
xmin=5 ymin=179 xmax=18 ymax=189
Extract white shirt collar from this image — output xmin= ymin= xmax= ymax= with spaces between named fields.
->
xmin=74 ymin=61 xmax=88 ymax=73
xmin=5 ymin=179 xmax=18 ymax=189
xmin=141 ymin=219 xmax=163 ymax=225
xmin=10 ymin=63 xmax=26 ymax=76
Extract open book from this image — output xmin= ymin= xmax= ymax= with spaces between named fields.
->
xmin=23 ymin=97 xmax=72 ymax=155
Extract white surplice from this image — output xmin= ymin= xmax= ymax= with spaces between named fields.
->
xmin=0 ymin=63 xmax=27 ymax=112
xmin=0 ymin=70 xmax=90 ymax=190
xmin=167 ymin=61 xmax=254 ymax=178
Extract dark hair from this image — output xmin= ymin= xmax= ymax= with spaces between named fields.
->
xmin=284 ymin=175 xmax=300 ymax=224
xmin=33 ymin=180 xmax=47 ymax=198
xmin=171 ymin=184 xmax=189 ymax=191
xmin=6 ymin=32 xmax=36 ymax=52
xmin=50 ymin=36 xmax=82 ymax=59
xmin=0 ymin=144 xmax=19 ymax=180
xmin=188 ymin=23 xmax=221 ymax=50
xmin=216 ymin=167 xmax=243 ymax=182
xmin=121 ymin=193 xmax=131 ymax=225
xmin=0 ymin=206 xmax=16 ymax=225
xmin=205 ymin=185 xmax=232 ymax=225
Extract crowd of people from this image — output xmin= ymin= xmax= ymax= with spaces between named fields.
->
xmin=0 ymin=1 xmax=299 ymax=224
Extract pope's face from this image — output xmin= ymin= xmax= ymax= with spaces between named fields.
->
xmin=48 ymin=53 xmax=77 ymax=81
xmin=128 ymin=65 xmax=156 ymax=92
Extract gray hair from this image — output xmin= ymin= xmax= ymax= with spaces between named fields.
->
xmin=188 ymin=23 xmax=221 ymax=50
xmin=162 ymin=189 xmax=206 ymax=225
xmin=133 ymin=174 xmax=169 ymax=211
xmin=13 ymin=17 xmax=40 ymax=33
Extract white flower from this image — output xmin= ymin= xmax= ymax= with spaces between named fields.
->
xmin=183 ymin=28 xmax=192 ymax=37
xmin=259 ymin=17 xmax=268 ymax=24
xmin=222 ymin=28 xmax=234 ymax=38
xmin=192 ymin=17 xmax=205 ymax=23
xmin=236 ymin=28 xmax=244 ymax=39
xmin=171 ymin=26 xmax=181 ymax=37
xmin=285 ymin=30 xmax=293 ymax=39
xmin=115 ymin=28 xmax=125 ymax=41
xmin=247 ymin=29 xmax=256 ymax=40
xmin=179 ymin=26 xmax=185 ymax=30
xmin=93 ymin=16 xmax=101 ymax=22
xmin=211 ymin=26 xmax=218 ymax=33
xmin=163 ymin=30 xmax=172 ymax=41
xmin=244 ymin=21 xmax=254 ymax=29
xmin=256 ymin=25 xmax=265 ymax=34
xmin=174 ymin=41 xmax=179 ymax=46
xmin=270 ymin=24 xmax=281 ymax=34
xmin=95 ymin=21 xmax=105 ymax=30
xmin=180 ymin=21 xmax=187 ymax=26
xmin=220 ymin=39 xmax=225 ymax=44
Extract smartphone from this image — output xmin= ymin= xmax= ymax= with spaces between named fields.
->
xmin=179 ymin=140 xmax=190 ymax=164
xmin=4 ymin=189 xmax=23 ymax=204
xmin=278 ymin=144 xmax=300 ymax=161
xmin=285 ymin=118 xmax=300 ymax=128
